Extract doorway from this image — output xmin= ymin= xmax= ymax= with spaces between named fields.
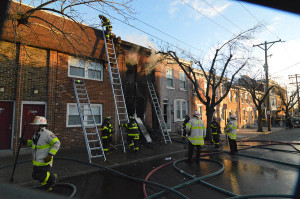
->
xmin=163 ymin=100 xmax=171 ymax=130
xmin=0 ymin=101 xmax=14 ymax=150
xmin=21 ymin=103 xmax=46 ymax=141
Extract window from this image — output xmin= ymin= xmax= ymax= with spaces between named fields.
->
xmin=166 ymin=68 xmax=174 ymax=88
xmin=179 ymin=71 xmax=186 ymax=90
xmin=174 ymin=100 xmax=188 ymax=121
xmin=197 ymin=104 xmax=203 ymax=119
xmin=67 ymin=103 xmax=102 ymax=127
xmin=220 ymin=107 xmax=224 ymax=120
xmin=229 ymin=91 xmax=232 ymax=102
xmin=203 ymin=80 xmax=207 ymax=91
xmin=69 ymin=56 xmax=103 ymax=81
xmin=243 ymin=109 xmax=246 ymax=120
xmin=235 ymin=92 xmax=238 ymax=102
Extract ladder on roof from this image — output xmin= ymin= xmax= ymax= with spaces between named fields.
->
xmin=102 ymin=29 xmax=128 ymax=153
xmin=147 ymin=81 xmax=172 ymax=144
xmin=72 ymin=78 xmax=106 ymax=163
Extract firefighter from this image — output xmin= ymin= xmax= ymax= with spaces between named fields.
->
xmin=225 ymin=114 xmax=238 ymax=155
xmin=22 ymin=116 xmax=60 ymax=191
xmin=182 ymin=115 xmax=190 ymax=140
xmin=211 ymin=116 xmax=221 ymax=148
xmin=185 ymin=111 xmax=206 ymax=163
xmin=101 ymin=116 xmax=113 ymax=153
xmin=121 ymin=116 xmax=140 ymax=152
xmin=99 ymin=15 xmax=112 ymax=40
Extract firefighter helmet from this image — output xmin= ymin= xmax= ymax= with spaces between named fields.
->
xmin=129 ymin=116 xmax=135 ymax=121
xmin=104 ymin=116 xmax=111 ymax=121
xmin=185 ymin=115 xmax=190 ymax=120
xmin=193 ymin=111 xmax=200 ymax=118
xmin=230 ymin=114 xmax=237 ymax=120
xmin=30 ymin=116 xmax=47 ymax=125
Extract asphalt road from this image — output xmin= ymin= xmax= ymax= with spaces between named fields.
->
xmin=51 ymin=128 xmax=300 ymax=199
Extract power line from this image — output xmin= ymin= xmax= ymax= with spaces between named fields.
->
xmin=271 ymin=61 xmax=300 ymax=75
xmin=181 ymin=0 xmax=234 ymax=34
xmin=202 ymin=0 xmax=242 ymax=31
xmin=121 ymin=12 xmax=206 ymax=55
xmin=87 ymin=5 xmax=201 ymax=58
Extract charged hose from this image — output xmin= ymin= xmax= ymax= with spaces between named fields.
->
xmin=143 ymin=140 xmax=297 ymax=199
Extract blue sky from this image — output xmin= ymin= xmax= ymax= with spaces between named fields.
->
xmin=22 ymin=0 xmax=300 ymax=91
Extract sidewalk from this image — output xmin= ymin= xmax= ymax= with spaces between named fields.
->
xmin=0 ymin=127 xmax=285 ymax=187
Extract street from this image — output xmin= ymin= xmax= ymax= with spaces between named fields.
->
xmin=50 ymin=128 xmax=300 ymax=199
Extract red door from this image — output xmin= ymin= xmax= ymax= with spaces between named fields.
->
xmin=0 ymin=101 xmax=14 ymax=150
xmin=22 ymin=104 xmax=46 ymax=141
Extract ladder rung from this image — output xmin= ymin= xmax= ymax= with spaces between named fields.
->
xmin=90 ymin=147 xmax=102 ymax=150
xmin=87 ymin=133 xmax=98 ymax=136
xmin=92 ymin=155 xmax=104 ymax=158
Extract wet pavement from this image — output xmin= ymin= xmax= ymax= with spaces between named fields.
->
xmin=1 ymin=127 xmax=300 ymax=198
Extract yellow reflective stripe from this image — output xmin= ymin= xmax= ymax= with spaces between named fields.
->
xmin=186 ymin=123 xmax=192 ymax=127
xmin=32 ymin=160 xmax=51 ymax=166
xmin=229 ymin=125 xmax=237 ymax=129
xmin=102 ymin=136 xmax=108 ymax=139
xmin=101 ymin=127 xmax=108 ymax=130
xmin=212 ymin=133 xmax=218 ymax=134
xmin=41 ymin=172 xmax=50 ymax=185
xmin=129 ymin=127 xmax=138 ymax=129
xmin=32 ymin=144 xmax=51 ymax=150
xmin=50 ymin=137 xmax=59 ymax=145
xmin=129 ymin=143 xmax=134 ymax=146
xmin=191 ymin=126 xmax=205 ymax=130
xmin=128 ymin=134 xmax=139 ymax=136
xmin=27 ymin=140 xmax=32 ymax=147
xmin=49 ymin=148 xmax=57 ymax=155
xmin=188 ymin=137 xmax=204 ymax=141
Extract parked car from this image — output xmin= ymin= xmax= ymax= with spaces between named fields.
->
xmin=292 ymin=117 xmax=300 ymax=128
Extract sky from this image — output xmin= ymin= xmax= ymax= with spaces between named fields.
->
xmin=22 ymin=0 xmax=300 ymax=92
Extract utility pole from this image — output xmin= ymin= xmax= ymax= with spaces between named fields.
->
xmin=289 ymin=74 xmax=300 ymax=115
xmin=253 ymin=39 xmax=282 ymax=131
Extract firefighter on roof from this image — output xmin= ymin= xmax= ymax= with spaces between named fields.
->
xmin=99 ymin=15 xmax=112 ymax=40
xmin=22 ymin=116 xmax=60 ymax=191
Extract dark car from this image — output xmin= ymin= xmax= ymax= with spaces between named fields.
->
xmin=292 ymin=117 xmax=300 ymax=128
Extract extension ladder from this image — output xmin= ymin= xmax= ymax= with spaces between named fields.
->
xmin=72 ymin=79 xmax=106 ymax=162
xmin=102 ymin=30 xmax=128 ymax=153
xmin=147 ymin=81 xmax=172 ymax=143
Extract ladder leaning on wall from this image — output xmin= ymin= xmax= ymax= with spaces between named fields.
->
xmin=101 ymin=29 xmax=128 ymax=153
xmin=147 ymin=81 xmax=172 ymax=144
xmin=72 ymin=79 xmax=106 ymax=163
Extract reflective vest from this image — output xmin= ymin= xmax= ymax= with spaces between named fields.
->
xmin=226 ymin=120 xmax=237 ymax=140
xmin=211 ymin=121 xmax=221 ymax=135
xmin=185 ymin=117 xmax=206 ymax=145
xmin=101 ymin=122 xmax=112 ymax=139
xmin=122 ymin=121 xmax=139 ymax=137
xmin=27 ymin=127 xmax=60 ymax=167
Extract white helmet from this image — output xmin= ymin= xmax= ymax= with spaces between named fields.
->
xmin=193 ymin=110 xmax=200 ymax=118
xmin=230 ymin=114 xmax=237 ymax=120
xmin=30 ymin=116 xmax=47 ymax=125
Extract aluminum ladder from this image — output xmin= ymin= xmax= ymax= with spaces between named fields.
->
xmin=72 ymin=78 xmax=106 ymax=162
xmin=147 ymin=81 xmax=172 ymax=143
xmin=102 ymin=29 xmax=128 ymax=153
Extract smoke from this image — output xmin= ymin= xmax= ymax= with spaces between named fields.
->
xmin=144 ymin=50 xmax=162 ymax=75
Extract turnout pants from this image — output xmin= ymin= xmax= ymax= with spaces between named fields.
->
xmin=127 ymin=135 xmax=139 ymax=151
xmin=32 ymin=165 xmax=56 ymax=190
xmin=187 ymin=142 xmax=201 ymax=162
xmin=228 ymin=137 xmax=238 ymax=154
xmin=212 ymin=133 xmax=220 ymax=148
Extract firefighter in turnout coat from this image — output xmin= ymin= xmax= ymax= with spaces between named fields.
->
xmin=101 ymin=116 xmax=113 ymax=153
xmin=225 ymin=114 xmax=238 ymax=155
xmin=121 ymin=116 xmax=140 ymax=152
xmin=23 ymin=116 xmax=60 ymax=191
xmin=211 ymin=116 xmax=221 ymax=148
xmin=185 ymin=111 xmax=206 ymax=163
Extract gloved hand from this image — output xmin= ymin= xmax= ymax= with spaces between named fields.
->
xmin=44 ymin=154 xmax=53 ymax=163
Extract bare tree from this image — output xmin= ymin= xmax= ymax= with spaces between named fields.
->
xmin=238 ymin=76 xmax=274 ymax=132
xmin=157 ymin=24 xmax=263 ymax=140
xmin=4 ymin=0 xmax=134 ymax=57
xmin=277 ymin=88 xmax=297 ymax=119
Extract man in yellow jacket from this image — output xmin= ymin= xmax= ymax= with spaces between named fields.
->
xmin=225 ymin=114 xmax=238 ymax=155
xmin=23 ymin=116 xmax=60 ymax=191
xmin=185 ymin=111 xmax=206 ymax=163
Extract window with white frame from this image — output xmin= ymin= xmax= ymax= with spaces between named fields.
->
xmin=174 ymin=100 xmax=188 ymax=121
xmin=229 ymin=91 xmax=232 ymax=102
xmin=203 ymin=80 xmax=207 ymax=91
xmin=67 ymin=103 xmax=102 ymax=127
xmin=69 ymin=56 xmax=103 ymax=81
xmin=166 ymin=68 xmax=174 ymax=88
xmin=179 ymin=71 xmax=186 ymax=90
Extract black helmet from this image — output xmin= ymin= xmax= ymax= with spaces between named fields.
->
xmin=105 ymin=116 xmax=111 ymax=121
xmin=185 ymin=115 xmax=190 ymax=120
xmin=129 ymin=116 xmax=135 ymax=120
